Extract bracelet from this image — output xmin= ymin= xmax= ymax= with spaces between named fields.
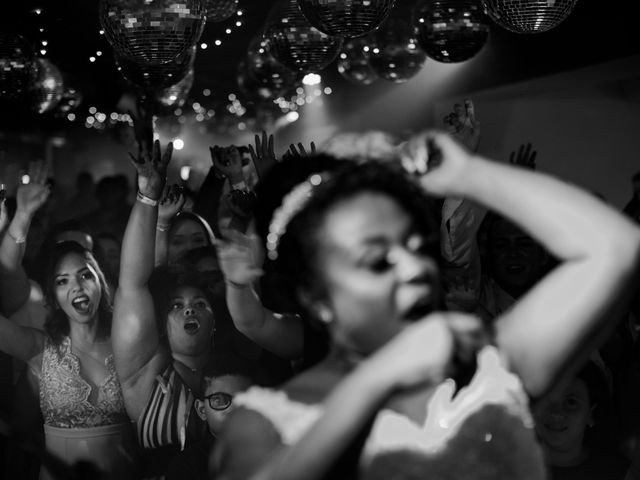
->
xmin=156 ymin=223 xmax=170 ymax=232
xmin=225 ymin=279 xmax=249 ymax=289
xmin=136 ymin=191 xmax=159 ymax=207
xmin=231 ymin=180 xmax=248 ymax=192
xmin=7 ymin=230 xmax=26 ymax=244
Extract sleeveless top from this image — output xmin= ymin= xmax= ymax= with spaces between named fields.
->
xmin=234 ymin=346 xmax=548 ymax=480
xmin=137 ymin=363 xmax=202 ymax=451
xmin=38 ymin=336 xmax=128 ymax=428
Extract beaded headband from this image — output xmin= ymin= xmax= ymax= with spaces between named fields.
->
xmin=266 ymin=172 xmax=329 ymax=261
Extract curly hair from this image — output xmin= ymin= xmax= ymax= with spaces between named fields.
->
xmin=43 ymin=241 xmax=112 ymax=347
xmin=254 ymin=154 xmax=441 ymax=320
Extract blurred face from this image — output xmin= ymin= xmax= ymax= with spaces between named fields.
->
xmin=168 ymin=219 xmax=209 ymax=263
xmin=314 ymin=192 xmax=440 ymax=355
xmin=166 ymin=286 xmax=215 ymax=356
xmin=196 ymin=374 xmax=252 ymax=436
xmin=53 ymin=253 xmax=102 ymax=325
xmin=534 ymin=378 xmax=593 ymax=459
xmin=486 ymin=219 xmax=546 ymax=297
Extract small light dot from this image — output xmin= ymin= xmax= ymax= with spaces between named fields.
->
xmin=228 ymin=93 xmax=236 ymax=101
xmin=238 ymin=122 xmax=246 ymax=130
xmin=214 ymin=39 xmax=222 ymax=46
xmin=200 ymin=42 xmax=208 ymax=49
xmin=41 ymin=40 xmax=48 ymax=46
xmin=67 ymin=113 xmax=76 ymax=121
xmin=39 ymin=28 xmax=44 ymax=33
xmin=173 ymin=138 xmax=184 ymax=150
xmin=96 ymin=50 xmax=103 ymax=56
xmin=110 ymin=112 xmax=118 ymax=120
xmin=40 ymin=49 xmax=47 ymax=55
xmin=192 ymin=102 xmax=201 ymax=110
xmin=196 ymin=113 xmax=204 ymax=122
xmin=225 ymin=28 xmax=232 ymax=34
xmin=235 ymin=21 xmax=242 ymax=27
xmin=202 ymin=88 xmax=211 ymax=96
xmin=86 ymin=116 xmax=95 ymax=125
xmin=34 ymin=8 xmax=42 ymax=15
xmin=324 ymin=87 xmax=332 ymax=95
xmin=99 ymin=29 xmax=104 ymax=35
xmin=89 ymin=56 xmax=96 ymax=62
xmin=310 ymin=174 xmax=322 ymax=186
xmin=89 ymin=107 xmax=97 ymax=114
xmin=237 ymin=10 xmax=243 ymax=16
xmin=21 ymin=174 xmax=30 ymax=184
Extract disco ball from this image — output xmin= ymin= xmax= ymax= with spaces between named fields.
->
xmin=244 ymin=37 xmax=298 ymax=99
xmin=296 ymin=0 xmax=395 ymax=38
xmin=205 ymin=0 xmax=239 ymax=22
xmin=116 ymin=45 xmax=196 ymax=92
xmin=336 ymin=36 xmax=378 ymax=85
xmin=368 ymin=0 xmax=427 ymax=83
xmin=482 ymin=0 xmax=579 ymax=33
xmin=0 ymin=33 xmax=37 ymax=100
xmin=414 ymin=0 xmax=489 ymax=63
xmin=31 ymin=59 xmax=65 ymax=114
xmin=56 ymin=87 xmax=83 ymax=114
xmin=99 ymin=0 xmax=206 ymax=66
xmin=157 ymin=68 xmax=194 ymax=110
xmin=264 ymin=0 xmax=343 ymax=74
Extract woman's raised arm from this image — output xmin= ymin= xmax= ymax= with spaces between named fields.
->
xmin=420 ymin=132 xmax=640 ymax=398
xmin=0 ymin=161 xmax=50 ymax=317
xmin=112 ymin=138 xmax=173 ymax=389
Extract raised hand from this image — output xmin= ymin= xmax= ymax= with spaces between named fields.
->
xmin=215 ymin=229 xmax=264 ymax=287
xmin=158 ymin=184 xmax=185 ymax=226
xmin=373 ymin=314 xmax=457 ymax=390
xmin=247 ymin=130 xmax=276 ymax=179
xmin=407 ymin=131 xmax=475 ymax=198
xmin=210 ymin=145 xmax=244 ymax=184
xmin=129 ymin=139 xmax=173 ymax=200
xmin=509 ymin=143 xmax=537 ymax=170
xmin=443 ymin=99 xmax=480 ymax=153
xmin=16 ymin=161 xmax=51 ymax=218
xmin=283 ymin=141 xmax=317 ymax=161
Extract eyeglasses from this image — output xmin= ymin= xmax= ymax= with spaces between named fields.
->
xmin=205 ymin=392 xmax=232 ymax=411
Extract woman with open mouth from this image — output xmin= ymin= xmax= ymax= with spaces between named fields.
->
xmin=112 ymin=138 xmax=220 ymax=478
xmin=214 ymin=131 xmax=640 ymax=480
xmin=0 ymin=164 xmax=137 ymax=479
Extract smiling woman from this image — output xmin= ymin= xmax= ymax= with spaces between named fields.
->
xmin=0 ymin=239 xmax=138 ymax=479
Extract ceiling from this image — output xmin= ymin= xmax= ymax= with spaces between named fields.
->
xmin=1 ymin=0 xmax=640 ymax=133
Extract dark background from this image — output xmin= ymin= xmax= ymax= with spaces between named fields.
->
xmin=1 ymin=0 xmax=639 ymax=132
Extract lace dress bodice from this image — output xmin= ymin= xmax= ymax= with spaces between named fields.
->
xmin=38 ymin=336 xmax=129 ymax=428
xmin=234 ymin=346 xmax=547 ymax=480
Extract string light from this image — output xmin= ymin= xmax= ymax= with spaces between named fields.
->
xmin=201 ymin=42 xmax=208 ymax=49
xmin=89 ymin=56 xmax=96 ymax=62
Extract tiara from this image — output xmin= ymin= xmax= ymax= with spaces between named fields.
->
xmin=266 ymin=172 xmax=329 ymax=261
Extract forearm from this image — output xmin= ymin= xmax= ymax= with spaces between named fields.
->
xmin=253 ymin=361 xmax=392 ymax=480
xmin=119 ymin=199 xmax=158 ymax=289
xmin=226 ymin=285 xmax=304 ymax=359
xmin=154 ymin=226 xmax=169 ymax=267
xmin=194 ymin=168 xmax=226 ymax=237
xmin=457 ymin=157 xmax=640 ymax=259
xmin=0 ymin=212 xmax=33 ymax=315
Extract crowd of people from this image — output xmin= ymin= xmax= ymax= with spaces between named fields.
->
xmin=0 ymin=100 xmax=639 ymax=480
